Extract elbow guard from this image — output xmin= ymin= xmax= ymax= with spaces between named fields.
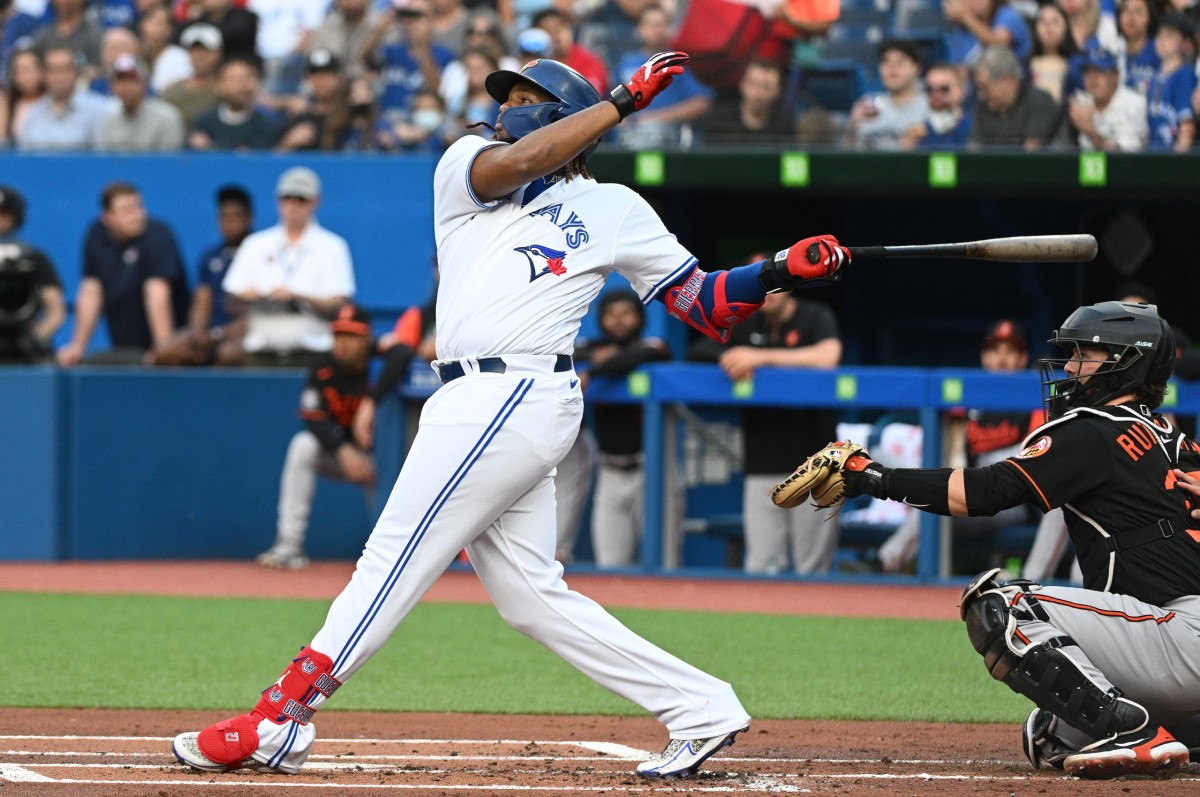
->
xmin=663 ymin=267 xmax=763 ymax=343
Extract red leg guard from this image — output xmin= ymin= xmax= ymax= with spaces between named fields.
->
xmin=253 ymin=646 xmax=341 ymax=726
xmin=196 ymin=714 xmax=259 ymax=768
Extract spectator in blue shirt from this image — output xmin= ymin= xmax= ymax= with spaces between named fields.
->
xmin=1118 ymin=0 xmax=1160 ymax=96
xmin=189 ymin=55 xmax=282 ymax=149
xmin=57 ymin=182 xmax=190 ymax=366
xmin=155 ymin=184 xmax=254 ymax=366
xmin=18 ymin=45 xmax=111 ymax=150
xmin=945 ymin=0 xmax=1033 ymax=71
xmin=611 ymin=4 xmax=714 ymax=149
xmin=1146 ymin=12 xmax=1196 ymax=149
xmin=904 ymin=60 xmax=972 ymax=148
xmin=361 ymin=0 xmax=454 ymax=116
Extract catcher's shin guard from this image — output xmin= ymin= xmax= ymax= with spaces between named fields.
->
xmin=963 ymin=590 xmax=1149 ymax=746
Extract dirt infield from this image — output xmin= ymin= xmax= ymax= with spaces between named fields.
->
xmin=4 ymin=562 xmax=1197 ymax=794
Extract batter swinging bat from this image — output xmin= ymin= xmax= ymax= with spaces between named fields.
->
xmin=842 ymin=234 xmax=1098 ymax=263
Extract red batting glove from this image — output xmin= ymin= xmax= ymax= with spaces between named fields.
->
xmin=779 ymin=234 xmax=851 ymax=282
xmin=609 ymin=51 xmax=689 ymax=120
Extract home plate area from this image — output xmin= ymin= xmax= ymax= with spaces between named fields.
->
xmin=4 ymin=710 xmax=1200 ymax=795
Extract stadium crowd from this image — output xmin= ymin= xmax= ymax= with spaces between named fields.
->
xmin=0 ymin=0 xmax=1196 ymax=152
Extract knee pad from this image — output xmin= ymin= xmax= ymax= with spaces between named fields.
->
xmin=964 ymin=592 xmax=1019 ymax=680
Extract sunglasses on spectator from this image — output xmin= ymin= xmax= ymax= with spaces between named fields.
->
xmin=927 ymin=84 xmax=954 ymax=93
xmin=280 ymin=195 xmax=313 ymax=203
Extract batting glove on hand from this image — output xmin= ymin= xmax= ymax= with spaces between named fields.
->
xmin=759 ymin=235 xmax=851 ymax=291
xmin=609 ymin=51 xmax=689 ymax=120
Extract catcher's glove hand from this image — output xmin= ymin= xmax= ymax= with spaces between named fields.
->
xmin=770 ymin=441 xmax=870 ymax=510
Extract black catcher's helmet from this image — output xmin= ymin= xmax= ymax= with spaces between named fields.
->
xmin=0 ymin=185 xmax=27 ymax=230
xmin=1040 ymin=301 xmax=1176 ymax=420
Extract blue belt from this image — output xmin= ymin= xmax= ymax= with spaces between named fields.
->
xmin=436 ymin=354 xmax=572 ymax=384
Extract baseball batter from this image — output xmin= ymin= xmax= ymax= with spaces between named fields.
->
xmin=776 ymin=302 xmax=1200 ymax=780
xmin=172 ymin=52 xmax=850 ymax=779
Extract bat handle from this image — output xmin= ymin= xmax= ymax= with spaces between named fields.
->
xmin=847 ymin=246 xmax=887 ymax=260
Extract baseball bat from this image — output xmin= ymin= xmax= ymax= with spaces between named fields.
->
xmin=846 ymin=234 xmax=1098 ymax=263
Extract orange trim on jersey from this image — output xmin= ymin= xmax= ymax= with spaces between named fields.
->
xmin=1035 ymin=594 xmax=1176 ymax=624
xmin=299 ymin=409 xmax=328 ymax=421
xmin=1002 ymin=460 xmax=1052 ymax=510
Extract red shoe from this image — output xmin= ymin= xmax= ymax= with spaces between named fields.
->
xmin=1063 ymin=726 xmax=1188 ymax=779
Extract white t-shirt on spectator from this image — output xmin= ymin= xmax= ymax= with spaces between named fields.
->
xmin=248 ymin=0 xmax=329 ymax=59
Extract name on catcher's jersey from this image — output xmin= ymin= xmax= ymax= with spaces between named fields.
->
xmin=431 ymin=136 xmax=697 ymax=359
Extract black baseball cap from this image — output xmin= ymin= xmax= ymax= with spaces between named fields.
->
xmin=0 ymin=185 xmax=26 ymax=228
xmin=306 ymin=48 xmax=342 ymax=74
xmin=331 ymin=304 xmax=372 ymax=336
xmin=982 ymin=319 xmax=1027 ymax=352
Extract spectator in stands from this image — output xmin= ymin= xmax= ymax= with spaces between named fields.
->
xmin=903 ymin=60 xmax=971 ymax=148
xmin=611 ymin=4 xmax=714 ymax=149
xmin=687 ymin=273 xmax=843 ymax=575
xmin=19 ymin=46 xmax=110 ymax=150
xmin=438 ymin=11 xmax=519 ymax=119
xmin=160 ymin=22 xmax=222 ymax=128
xmin=441 ymin=46 xmax=496 ymax=132
xmin=944 ymin=0 xmax=1032 ymax=72
xmin=140 ymin=3 xmax=192 ymax=93
xmin=98 ymin=53 xmax=186 ymax=149
xmin=871 ymin=320 xmax=1041 ymax=573
xmin=0 ymin=4 xmax=45 ymax=85
xmin=189 ymin=55 xmax=281 ymax=149
xmin=1068 ymin=47 xmax=1148 ymax=149
xmin=699 ymin=59 xmax=796 ymax=145
xmin=1030 ymin=3 xmax=1079 ymax=103
xmin=340 ymin=74 xmax=390 ymax=151
xmin=0 ymin=185 xmax=66 ymax=362
xmin=219 ymin=167 xmax=355 ymax=367
xmin=88 ymin=25 xmax=139 ymax=96
xmin=30 ymin=0 xmax=102 ymax=71
xmin=363 ymin=0 xmax=455 ymax=118
xmin=309 ymin=0 xmax=378 ymax=80
xmin=378 ymin=86 xmax=454 ymax=150
xmin=155 ymin=184 xmax=254 ymax=366
xmin=1060 ymin=0 xmax=1120 ymax=55
xmin=248 ymin=0 xmax=327 ymax=99
xmin=429 ymin=0 xmax=469 ymax=54
xmin=1118 ymin=0 xmax=1159 ymax=96
xmin=1 ymin=47 xmax=45 ymax=146
xmin=1146 ymin=12 xmax=1196 ymax=150
xmin=256 ymin=304 xmax=416 ymax=570
xmin=57 ymin=181 xmax=189 ymax=366
xmin=190 ymin=0 xmax=258 ymax=61
xmin=575 ymin=290 xmax=672 ymax=568
xmin=533 ymin=9 xmax=608 ymax=94
xmin=969 ymin=44 xmax=1068 ymax=149
xmin=277 ymin=47 xmax=353 ymax=150
xmin=846 ymin=39 xmax=929 ymax=151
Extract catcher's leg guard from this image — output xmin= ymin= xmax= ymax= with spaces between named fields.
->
xmin=963 ymin=589 xmax=1149 ymax=747
xmin=187 ymin=646 xmax=341 ymax=774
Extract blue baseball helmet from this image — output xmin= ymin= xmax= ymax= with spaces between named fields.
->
xmin=485 ymin=59 xmax=602 ymax=156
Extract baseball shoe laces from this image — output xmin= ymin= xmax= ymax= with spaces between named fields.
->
xmin=1062 ymin=725 xmax=1188 ymax=779
xmin=635 ymin=726 xmax=748 ymax=779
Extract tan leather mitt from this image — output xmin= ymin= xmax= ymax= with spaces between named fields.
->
xmin=769 ymin=441 xmax=870 ymax=510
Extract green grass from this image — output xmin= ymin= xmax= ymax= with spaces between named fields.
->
xmin=1 ymin=592 xmax=1026 ymax=723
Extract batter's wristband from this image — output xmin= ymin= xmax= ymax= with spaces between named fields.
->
xmin=609 ymin=84 xmax=635 ymax=120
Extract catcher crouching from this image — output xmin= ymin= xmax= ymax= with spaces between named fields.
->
xmin=773 ymin=302 xmax=1200 ymax=780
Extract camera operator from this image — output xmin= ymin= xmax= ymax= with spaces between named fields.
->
xmin=0 ymin=185 xmax=66 ymax=364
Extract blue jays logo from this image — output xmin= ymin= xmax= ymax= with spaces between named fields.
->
xmin=515 ymin=244 xmax=568 ymax=282
xmin=269 ymin=688 xmax=284 ymax=702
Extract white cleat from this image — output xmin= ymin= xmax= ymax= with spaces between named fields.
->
xmin=635 ymin=726 xmax=748 ymax=779
xmin=172 ymin=731 xmax=278 ymax=774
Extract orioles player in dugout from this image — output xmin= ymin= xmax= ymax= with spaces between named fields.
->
xmin=172 ymin=52 xmax=851 ymax=780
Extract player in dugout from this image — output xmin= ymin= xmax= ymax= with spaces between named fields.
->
xmin=776 ymin=301 xmax=1200 ymax=780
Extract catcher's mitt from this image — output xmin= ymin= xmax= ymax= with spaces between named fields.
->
xmin=770 ymin=441 xmax=869 ymax=510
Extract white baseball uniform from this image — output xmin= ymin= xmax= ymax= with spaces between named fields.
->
xmin=278 ymin=136 xmax=748 ymax=766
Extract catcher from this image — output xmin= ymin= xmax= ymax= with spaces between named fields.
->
xmin=775 ymin=301 xmax=1200 ymax=780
